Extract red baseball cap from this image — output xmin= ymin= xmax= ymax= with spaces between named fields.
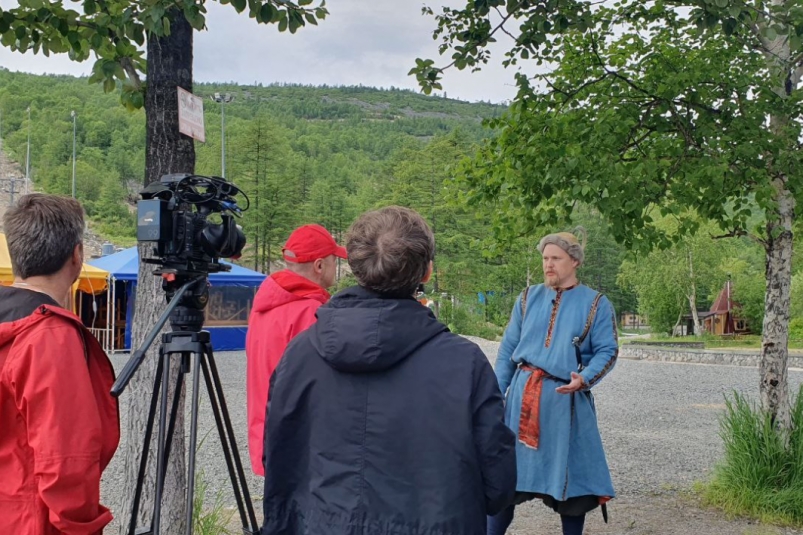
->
xmin=282 ymin=224 xmax=347 ymax=263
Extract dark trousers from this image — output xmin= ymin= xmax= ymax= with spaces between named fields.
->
xmin=487 ymin=505 xmax=585 ymax=535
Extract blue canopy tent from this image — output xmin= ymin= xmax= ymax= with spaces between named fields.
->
xmin=88 ymin=247 xmax=266 ymax=352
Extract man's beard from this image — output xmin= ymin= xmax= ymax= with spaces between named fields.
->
xmin=544 ymin=274 xmax=560 ymax=288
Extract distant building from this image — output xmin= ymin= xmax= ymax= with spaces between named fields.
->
xmin=620 ymin=311 xmax=649 ymax=330
xmin=683 ymin=279 xmax=751 ymax=336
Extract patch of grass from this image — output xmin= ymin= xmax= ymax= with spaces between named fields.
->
xmin=193 ymin=468 xmax=235 ymax=535
xmin=439 ymin=299 xmax=505 ymax=340
xmin=700 ymin=387 xmax=803 ymax=527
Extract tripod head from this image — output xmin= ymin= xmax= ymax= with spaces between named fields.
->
xmin=159 ymin=270 xmax=209 ymax=333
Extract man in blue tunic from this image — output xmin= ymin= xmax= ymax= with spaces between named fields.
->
xmin=487 ymin=229 xmax=618 ymax=535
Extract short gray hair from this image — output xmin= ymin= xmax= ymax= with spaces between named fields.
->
xmin=347 ymin=206 xmax=435 ymax=297
xmin=4 ymin=194 xmax=84 ymax=278
xmin=537 ymin=228 xmax=587 ymax=266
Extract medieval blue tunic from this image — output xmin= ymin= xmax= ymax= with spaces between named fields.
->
xmin=495 ymin=283 xmax=617 ymax=502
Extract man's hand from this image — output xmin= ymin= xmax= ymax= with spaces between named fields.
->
xmin=555 ymin=372 xmax=585 ymax=394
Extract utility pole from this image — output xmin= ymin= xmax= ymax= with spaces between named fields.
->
xmin=71 ymin=110 xmax=77 ymax=198
xmin=210 ymin=93 xmax=234 ymax=178
xmin=25 ymin=106 xmax=31 ymax=195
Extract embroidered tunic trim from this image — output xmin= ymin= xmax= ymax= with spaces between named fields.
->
xmin=544 ymin=284 xmax=578 ymax=348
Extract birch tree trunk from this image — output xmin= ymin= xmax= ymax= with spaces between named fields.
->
xmin=759 ymin=7 xmax=796 ymax=427
xmin=760 ymin=181 xmax=794 ymax=429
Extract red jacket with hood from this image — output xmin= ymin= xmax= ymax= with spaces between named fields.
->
xmin=0 ymin=290 xmax=120 ymax=534
xmin=246 ymin=270 xmax=330 ymax=476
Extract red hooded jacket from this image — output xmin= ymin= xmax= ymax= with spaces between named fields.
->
xmin=0 ymin=299 xmax=120 ymax=534
xmin=245 ymin=270 xmax=330 ymax=476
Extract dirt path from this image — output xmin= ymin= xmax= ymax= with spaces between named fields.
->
xmin=508 ymin=493 xmax=802 ymax=534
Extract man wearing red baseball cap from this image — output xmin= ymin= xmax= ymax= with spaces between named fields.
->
xmin=245 ymin=224 xmax=347 ymax=476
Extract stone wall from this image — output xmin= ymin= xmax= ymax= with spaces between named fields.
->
xmin=620 ymin=344 xmax=803 ymax=368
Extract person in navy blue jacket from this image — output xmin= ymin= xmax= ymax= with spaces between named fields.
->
xmin=261 ymin=206 xmax=517 ymax=535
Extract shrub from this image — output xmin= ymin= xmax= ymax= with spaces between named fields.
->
xmin=701 ymin=387 xmax=803 ymax=526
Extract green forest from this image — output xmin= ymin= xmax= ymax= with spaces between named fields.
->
xmin=0 ymin=68 xmax=785 ymax=339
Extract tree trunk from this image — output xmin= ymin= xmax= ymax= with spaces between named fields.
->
xmin=672 ymin=308 xmax=684 ymax=337
xmin=253 ymin=120 xmax=262 ymax=272
xmin=759 ymin=9 xmax=796 ymax=427
xmin=686 ymin=251 xmax=702 ymax=336
xmin=688 ymin=295 xmax=701 ymax=336
xmin=760 ymin=180 xmax=794 ymax=429
xmin=119 ymin=12 xmax=194 ymax=534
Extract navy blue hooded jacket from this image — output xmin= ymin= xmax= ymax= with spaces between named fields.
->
xmin=262 ymin=286 xmax=516 ymax=535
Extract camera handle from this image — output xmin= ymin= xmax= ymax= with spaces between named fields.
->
xmin=111 ymin=279 xmax=197 ymax=398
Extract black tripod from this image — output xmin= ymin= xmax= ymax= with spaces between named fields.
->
xmin=111 ymin=277 xmax=259 ymax=535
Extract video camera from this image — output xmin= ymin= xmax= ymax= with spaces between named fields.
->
xmin=136 ymin=173 xmax=248 ymax=330
xmin=137 ymin=173 xmax=247 ymax=276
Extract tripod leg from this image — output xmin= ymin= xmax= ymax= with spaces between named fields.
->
xmin=185 ymin=351 xmax=203 ymax=535
xmin=152 ymin=347 xmax=171 ymax=535
xmin=150 ymin=353 xmax=187 ymax=534
xmin=158 ymin=360 xmax=186 ymax=488
xmin=126 ymin=349 xmax=165 ymax=535
xmin=201 ymin=344 xmax=260 ymax=534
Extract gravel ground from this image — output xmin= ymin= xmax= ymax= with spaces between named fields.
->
xmin=101 ymin=337 xmax=803 ymax=534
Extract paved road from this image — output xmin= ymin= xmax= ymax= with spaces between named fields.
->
xmin=101 ymin=343 xmax=803 ymax=533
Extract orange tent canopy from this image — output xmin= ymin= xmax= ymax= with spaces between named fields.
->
xmin=0 ymin=233 xmax=108 ymax=294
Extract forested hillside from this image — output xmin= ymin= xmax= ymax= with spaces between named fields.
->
xmin=0 ymin=68 xmax=692 ymax=337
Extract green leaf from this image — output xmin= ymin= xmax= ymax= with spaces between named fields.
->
xmin=299 ymin=0 xmax=314 ymax=5
xmin=230 ymin=0 xmax=247 ymax=13
xmin=185 ymin=6 xmax=206 ymax=30
xmin=259 ymin=4 xmax=274 ymax=23
xmin=278 ymin=15 xmax=288 ymax=32
xmin=790 ymin=33 xmax=802 ymax=52
xmin=723 ymin=17 xmax=737 ymax=35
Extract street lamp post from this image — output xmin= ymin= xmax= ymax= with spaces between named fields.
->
xmin=210 ymin=92 xmax=234 ymax=178
xmin=25 ymin=106 xmax=31 ymax=195
xmin=71 ymin=110 xmax=77 ymax=198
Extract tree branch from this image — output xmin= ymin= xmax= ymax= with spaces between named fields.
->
xmin=588 ymin=33 xmax=721 ymax=115
xmin=120 ymin=57 xmax=142 ymax=89
xmin=433 ymin=2 xmax=525 ymax=75
xmin=493 ymin=6 xmax=520 ymax=43
xmin=710 ymin=228 xmax=748 ymax=239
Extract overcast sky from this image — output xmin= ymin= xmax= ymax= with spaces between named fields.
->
xmin=0 ymin=0 xmax=520 ymax=103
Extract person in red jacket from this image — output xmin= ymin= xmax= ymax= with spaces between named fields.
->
xmin=0 ymin=194 xmax=120 ymax=534
xmin=246 ymin=224 xmax=346 ymax=475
